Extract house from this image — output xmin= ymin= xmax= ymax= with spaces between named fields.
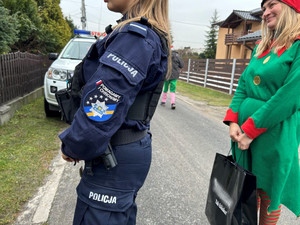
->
xmin=215 ymin=8 xmax=263 ymax=59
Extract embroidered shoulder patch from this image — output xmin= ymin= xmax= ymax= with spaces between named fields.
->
xmin=83 ymin=80 xmax=122 ymax=122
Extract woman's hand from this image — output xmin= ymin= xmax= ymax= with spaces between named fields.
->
xmin=229 ymin=122 xmax=242 ymax=142
xmin=61 ymin=152 xmax=79 ymax=163
xmin=237 ymin=133 xmax=253 ymax=150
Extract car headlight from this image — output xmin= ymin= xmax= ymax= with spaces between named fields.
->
xmin=47 ymin=68 xmax=73 ymax=81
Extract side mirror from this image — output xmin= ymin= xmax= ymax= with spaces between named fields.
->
xmin=48 ymin=53 xmax=59 ymax=60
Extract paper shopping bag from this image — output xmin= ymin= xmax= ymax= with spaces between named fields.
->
xmin=205 ymin=153 xmax=257 ymax=225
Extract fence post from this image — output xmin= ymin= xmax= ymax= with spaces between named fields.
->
xmin=229 ymin=58 xmax=236 ymax=95
xmin=187 ymin=58 xmax=191 ymax=83
xmin=204 ymin=59 xmax=209 ymax=88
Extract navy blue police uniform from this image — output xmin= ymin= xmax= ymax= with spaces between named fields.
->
xmin=59 ymin=19 xmax=168 ymax=225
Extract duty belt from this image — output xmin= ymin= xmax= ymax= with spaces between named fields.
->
xmin=82 ymin=128 xmax=148 ymax=176
xmin=110 ymin=129 xmax=148 ymax=146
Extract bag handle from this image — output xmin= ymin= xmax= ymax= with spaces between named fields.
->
xmin=228 ymin=145 xmax=245 ymax=164
xmin=230 ymin=144 xmax=253 ymax=171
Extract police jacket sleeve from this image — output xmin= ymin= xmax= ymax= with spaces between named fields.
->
xmin=59 ymin=26 xmax=162 ymax=161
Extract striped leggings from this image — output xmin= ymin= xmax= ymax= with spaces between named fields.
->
xmin=257 ymin=189 xmax=282 ymax=225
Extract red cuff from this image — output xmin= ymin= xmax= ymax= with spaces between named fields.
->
xmin=241 ymin=117 xmax=267 ymax=139
xmin=223 ymin=108 xmax=238 ymax=125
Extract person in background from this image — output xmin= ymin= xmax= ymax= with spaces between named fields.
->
xmin=223 ymin=0 xmax=300 ymax=224
xmin=161 ymin=49 xmax=184 ymax=109
xmin=59 ymin=0 xmax=171 ymax=224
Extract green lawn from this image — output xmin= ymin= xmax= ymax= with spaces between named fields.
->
xmin=176 ymin=80 xmax=232 ymax=107
xmin=0 ymin=97 xmax=68 ymax=225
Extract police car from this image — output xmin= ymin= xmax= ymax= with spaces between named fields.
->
xmin=44 ymin=29 xmax=105 ymax=116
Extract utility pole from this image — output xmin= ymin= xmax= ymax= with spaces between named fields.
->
xmin=81 ymin=0 xmax=87 ymax=30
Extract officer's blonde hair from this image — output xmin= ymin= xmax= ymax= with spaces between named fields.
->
xmin=256 ymin=3 xmax=300 ymax=57
xmin=110 ymin=0 xmax=172 ymax=78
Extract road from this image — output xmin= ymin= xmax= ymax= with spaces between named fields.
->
xmin=15 ymin=95 xmax=299 ymax=225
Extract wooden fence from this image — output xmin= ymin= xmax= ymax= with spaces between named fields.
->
xmin=179 ymin=58 xmax=250 ymax=95
xmin=0 ymin=52 xmax=51 ymax=106
xmin=0 ymin=53 xmax=250 ymax=106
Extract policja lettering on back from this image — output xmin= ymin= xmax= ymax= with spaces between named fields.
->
xmin=89 ymin=191 xmax=117 ymax=204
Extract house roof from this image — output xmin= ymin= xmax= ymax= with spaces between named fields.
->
xmin=250 ymin=8 xmax=263 ymax=16
xmin=216 ymin=9 xmax=262 ymax=28
xmin=234 ymin=10 xmax=261 ymax=21
xmin=237 ymin=30 xmax=262 ymax=42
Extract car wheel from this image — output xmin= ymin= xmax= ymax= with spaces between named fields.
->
xmin=44 ymin=98 xmax=59 ymax=117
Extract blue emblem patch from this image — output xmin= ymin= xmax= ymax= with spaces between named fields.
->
xmin=83 ymin=80 xmax=122 ymax=122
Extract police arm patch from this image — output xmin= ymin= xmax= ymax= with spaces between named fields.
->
xmin=83 ymin=80 xmax=122 ymax=122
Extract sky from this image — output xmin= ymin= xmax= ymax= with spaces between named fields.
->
xmin=59 ymin=0 xmax=261 ymax=51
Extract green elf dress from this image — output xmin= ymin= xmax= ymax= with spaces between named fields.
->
xmin=223 ymin=39 xmax=300 ymax=216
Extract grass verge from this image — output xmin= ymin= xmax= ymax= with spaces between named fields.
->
xmin=176 ymin=81 xmax=232 ymax=107
xmin=0 ymin=97 xmax=68 ymax=225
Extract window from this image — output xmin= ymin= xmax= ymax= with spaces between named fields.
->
xmin=246 ymin=24 xmax=252 ymax=33
xmin=61 ymin=41 xmax=93 ymax=60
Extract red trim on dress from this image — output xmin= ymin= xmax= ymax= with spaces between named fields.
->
xmin=257 ymin=36 xmax=300 ymax=59
xmin=277 ymin=47 xmax=287 ymax=57
xmin=241 ymin=117 xmax=267 ymax=139
xmin=223 ymin=108 xmax=238 ymax=125
xmin=257 ymin=49 xmax=271 ymax=59
xmin=257 ymin=47 xmax=287 ymax=59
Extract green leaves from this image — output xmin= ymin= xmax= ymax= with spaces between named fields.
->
xmin=0 ymin=6 xmax=19 ymax=54
xmin=203 ymin=9 xmax=219 ymax=59
xmin=1 ymin=0 xmax=73 ymax=54
xmin=37 ymin=0 xmax=72 ymax=52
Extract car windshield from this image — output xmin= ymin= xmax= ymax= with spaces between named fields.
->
xmin=61 ymin=40 xmax=94 ymax=60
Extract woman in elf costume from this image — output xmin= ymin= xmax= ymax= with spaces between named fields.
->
xmin=223 ymin=0 xmax=300 ymax=224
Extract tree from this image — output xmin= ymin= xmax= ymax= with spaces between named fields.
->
xmin=2 ymin=0 xmax=42 ymax=52
xmin=36 ymin=0 xmax=72 ymax=53
xmin=1 ymin=0 xmax=72 ymax=54
xmin=0 ymin=5 xmax=19 ymax=54
xmin=65 ymin=16 xmax=78 ymax=38
xmin=176 ymin=47 xmax=202 ymax=60
xmin=203 ymin=10 xmax=219 ymax=59
xmin=199 ymin=52 xmax=206 ymax=59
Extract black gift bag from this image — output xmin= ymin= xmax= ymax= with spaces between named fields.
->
xmin=205 ymin=153 xmax=257 ymax=225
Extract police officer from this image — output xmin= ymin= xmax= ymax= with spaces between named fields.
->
xmin=59 ymin=0 xmax=171 ymax=224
